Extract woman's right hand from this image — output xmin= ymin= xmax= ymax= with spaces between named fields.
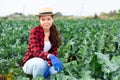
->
xmin=47 ymin=54 xmax=51 ymax=59
xmin=43 ymin=65 xmax=50 ymax=78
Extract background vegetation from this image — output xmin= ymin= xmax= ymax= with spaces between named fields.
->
xmin=0 ymin=15 xmax=120 ymax=80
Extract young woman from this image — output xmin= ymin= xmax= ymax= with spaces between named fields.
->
xmin=22 ymin=7 xmax=63 ymax=79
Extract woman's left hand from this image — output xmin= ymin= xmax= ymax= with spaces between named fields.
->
xmin=49 ymin=54 xmax=63 ymax=72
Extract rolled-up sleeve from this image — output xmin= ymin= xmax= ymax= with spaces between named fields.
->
xmin=28 ymin=28 xmax=48 ymax=60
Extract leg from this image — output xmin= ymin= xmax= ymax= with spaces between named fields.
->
xmin=22 ymin=57 xmax=47 ymax=78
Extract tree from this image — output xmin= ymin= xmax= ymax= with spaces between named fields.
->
xmin=108 ymin=10 xmax=117 ymax=17
xmin=54 ymin=12 xmax=62 ymax=17
xmin=94 ymin=13 xmax=98 ymax=19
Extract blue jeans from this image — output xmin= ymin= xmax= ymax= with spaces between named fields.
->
xmin=22 ymin=57 xmax=57 ymax=78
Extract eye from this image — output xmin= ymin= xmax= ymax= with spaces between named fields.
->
xmin=47 ymin=18 xmax=51 ymax=20
xmin=41 ymin=18 xmax=45 ymax=21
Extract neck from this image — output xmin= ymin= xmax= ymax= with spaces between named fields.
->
xmin=43 ymin=29 xmax=50 ymax=33
xmin=43 ymin=29 xmax=50 ymax=39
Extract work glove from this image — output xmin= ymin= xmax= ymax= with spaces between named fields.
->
xmin=43 ymin=65 xmax=50 ymax=78
xmin=49 ymin=54 xmax=63 ymax=72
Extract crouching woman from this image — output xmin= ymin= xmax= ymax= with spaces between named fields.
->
xmin=21 ymin=7 xmax=63 ymax=79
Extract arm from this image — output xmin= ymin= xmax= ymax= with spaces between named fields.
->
xmin=28 ymin=28 xmax=49 ymax=60
xmin=49 ymin=46 xmax=58 ymax=56
xmin=47 ymin=46 xmax=58 ymax=65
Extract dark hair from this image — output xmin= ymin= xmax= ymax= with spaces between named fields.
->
xmin=50 ymin=24 xmax=62 ymax=48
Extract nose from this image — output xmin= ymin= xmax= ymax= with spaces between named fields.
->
xmin=44 ymin=20 xmax=49 ymax=24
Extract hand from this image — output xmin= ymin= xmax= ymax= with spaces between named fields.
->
xmin=47 ymin=54 xmax=51 ymax=59
xmin=48 ymin=63 xmax=51 ymax=66
xmin=49 ymin=54 xmax=63 ymax=72
xmin=43 ymin=65 xmax=50 ymax=78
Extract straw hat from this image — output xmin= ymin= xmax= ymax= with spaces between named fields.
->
xmin=36 ymin=7 xmax=54 ymax=16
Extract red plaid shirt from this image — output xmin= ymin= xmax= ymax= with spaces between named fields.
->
xmin=22 ymin=25 xmax=58 ymax=66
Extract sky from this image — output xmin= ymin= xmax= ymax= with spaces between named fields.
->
xmin=0 ymin=0 xmax=120 ymax=17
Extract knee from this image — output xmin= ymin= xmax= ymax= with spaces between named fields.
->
xmin=33 ymin=58 xmax=47 ymax=68
xmin=32 ymin=58 xmax=47 ymax=77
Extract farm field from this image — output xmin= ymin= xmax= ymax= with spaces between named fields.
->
xmin=0 ymin=18 xmax=120 ymax=80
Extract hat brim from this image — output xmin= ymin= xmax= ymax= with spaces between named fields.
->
xmin=36 ymin=13 xmax=54 ymax=17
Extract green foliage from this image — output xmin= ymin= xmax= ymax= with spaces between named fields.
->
xmin=0 ymin=19 xmax=120 ymax=80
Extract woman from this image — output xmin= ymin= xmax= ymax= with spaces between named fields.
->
xmin=22 ymin=7 xmax=63 ymax=79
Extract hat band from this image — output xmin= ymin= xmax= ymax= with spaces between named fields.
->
xmin=39 ymin=12 xmax=53 ymax=15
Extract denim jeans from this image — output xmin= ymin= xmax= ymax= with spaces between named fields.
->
xmin=22 ymin=57 xmax=57 ymax=78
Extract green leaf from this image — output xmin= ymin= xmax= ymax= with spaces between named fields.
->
xmin=95 ymin=52 xmax=119 ymax=73
xmin=17 ymin=76 xmax=29 ymax=80
xmin=111 ymin=55 xmax=120 ymax=66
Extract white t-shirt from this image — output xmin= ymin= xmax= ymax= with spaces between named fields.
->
xmin=44 ymin=41 xmax=52 ymax=52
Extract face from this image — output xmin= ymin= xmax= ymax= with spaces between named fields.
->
xmin=39 ymin=15 xmax=54 ymax=30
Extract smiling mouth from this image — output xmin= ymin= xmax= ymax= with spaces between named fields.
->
xmin=45 ymin=26 xmax=49 ymax=27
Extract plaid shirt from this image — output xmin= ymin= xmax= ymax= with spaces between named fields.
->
xmin=22 ymin=25 xmax=58 ymax=66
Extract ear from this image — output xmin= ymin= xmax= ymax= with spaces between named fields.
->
xmin=52 ymin=19 xmax=54 ymax=23
xmin=38 ymin=16 xmax=41 ymax=20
